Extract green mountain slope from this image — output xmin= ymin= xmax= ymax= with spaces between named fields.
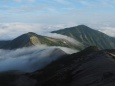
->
xmin=51 ymin=25 xmax=115 ymax=49
xmin=0 ymin=32 xmax=81 ymax=49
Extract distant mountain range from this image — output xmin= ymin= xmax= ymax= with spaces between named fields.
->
xmin=1 ymin=25 xmax=115 ymax=50
xmin=52 ymin=25 xmax=115 ymax=49
xmin=0 ymin=32 xmax=81 ymax=50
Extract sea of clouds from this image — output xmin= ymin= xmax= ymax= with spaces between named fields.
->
xmin=0 ymin=45 xmax=77 ymax=73
xmin=0 ymin=23 xmax=114 ymax=40
xmin=0 ymin=23 xmax=114 ymax=73
xmin=0 ymin=23 xmax=78 ymax=40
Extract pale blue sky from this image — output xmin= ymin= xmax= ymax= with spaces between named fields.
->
xmin=0 ymin=0 xmax=115 ymax=39
xmin=0 ymin=0 xmax=115 ymax=27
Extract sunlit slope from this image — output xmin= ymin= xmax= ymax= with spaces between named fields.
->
xmin=52 ymin=25 xmax=115 ymax=49
xmin=0 ymin=32 xmax=81 ymax=49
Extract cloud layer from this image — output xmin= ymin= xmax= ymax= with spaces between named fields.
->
xmin=0 ymin=45 xmax=77 ymax=72
xmin=0 ymin=22 xmax=115 ymax=41
xmin=98 ymin=27 xmax=115 ymax=37
xmin=0 ymin=23 xmax=78 ymax=40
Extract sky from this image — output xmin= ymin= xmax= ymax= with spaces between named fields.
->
xmin=0 ymin=0 xmax=115 ymax=39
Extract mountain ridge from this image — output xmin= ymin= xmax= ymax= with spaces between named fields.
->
xmin=51 ymin=25 xmax=115 ymax=49
xmin=1 ymin=46 xmax=115 ymax=86
xmin=0 ymin=32 xmax=81 ymax=50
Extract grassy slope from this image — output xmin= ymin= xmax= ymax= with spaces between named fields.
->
xmin=0 ymin=32 xmax=81 ymax=50
xmin=27 ymin=32 xmax=82 ymax=50
xmin=52 ymin=25 xmax=115 ymax=49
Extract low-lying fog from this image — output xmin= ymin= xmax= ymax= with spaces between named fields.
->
xmin=0 ymin=45 xmax=78 ymax=73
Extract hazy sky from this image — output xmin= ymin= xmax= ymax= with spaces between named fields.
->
xmin=0 ymin=0 xmax=115 ymax=26
xmin=0 ymin=0 xmax=115 ymax=39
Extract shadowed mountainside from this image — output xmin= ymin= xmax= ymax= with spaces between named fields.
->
xmin=1 ymin=46 xmax=115 ymax=86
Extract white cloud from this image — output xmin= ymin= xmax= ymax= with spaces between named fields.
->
xmin=46 ymin=33 xmax=82 ymax=46
xmin=98 ymin=27 xmax=115 ymax=37
xmin=78 ymin=0 xmax=115 ymax=8
xmin=0 ymin=4 xmax=46 ymax=13
xmin=0 ymin=0 xmax=115 ymax=27
xmin=0 ymin=45 xmax=77 ymax=72
xmin=0 ymin=22 xmax=115 ymax=41
xmin=14 ymin=0 xmax=36 ymax=2
xmin=0 ymin=23 xmax=78 ymax=40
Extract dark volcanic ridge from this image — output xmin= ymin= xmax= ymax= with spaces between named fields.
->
xmin=1 ymin=46 xmax=115 ymax=86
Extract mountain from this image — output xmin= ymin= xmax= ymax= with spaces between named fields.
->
xmin=1 ymin=46 xmax=115 ymax=86
xmin=0 ymin=40 xmax=11 ymax=48
xmin=30 ymin=46 xmax=115 ymax=86
xmin=51 ymin=25 xmax=115 ymax=49
xmin=0 ymin=32 xmax=81 ymax=50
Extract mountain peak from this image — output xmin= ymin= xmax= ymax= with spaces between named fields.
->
xmin=76 ymin=24 xmax=90 ymax=28
xmin=67 ymin=25 xmax=91 ymax=30
xmin=0 ymin=32 xmax=79 ymax=49
xmin=26 ymin=32 xmax=41 ymax=37
xmin=52 ymin=25 xmax=115 ymax=49
xmin=27 ymin=32 xmax=35 ymax=35
xmin=27 ymin=32 xmax=35 ymax=34
xmin=72 ymin=25 xmax=94 ymax=31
